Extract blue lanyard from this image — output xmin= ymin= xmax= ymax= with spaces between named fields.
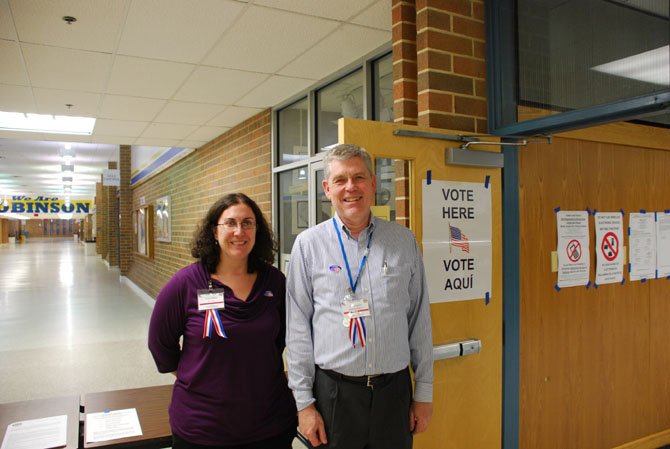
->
xmin=332 ymin=218 xmax=373 ymax=293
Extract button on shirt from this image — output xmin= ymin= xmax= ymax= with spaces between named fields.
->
xmin=286 ymin=214 xmax=433 ymax=411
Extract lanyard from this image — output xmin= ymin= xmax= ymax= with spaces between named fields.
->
xmin=332 ymin=218 xmax=373 ymax=293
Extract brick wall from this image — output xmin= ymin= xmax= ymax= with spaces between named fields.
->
xmin=105 ymin=161 xmax=119 ymax=266
xmin=119 ymin=145 xmax=132 ymax=274
xmin=395 ymin=0 xmax=487 ymax=133
xmin=126 ymin=110 xmax=273 ymax=299
xmin=95 ymin=181 xmax=105 ymax=257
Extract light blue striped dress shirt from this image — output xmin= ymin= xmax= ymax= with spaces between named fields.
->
xmin=286 ymin=214 xmax=434 ymax=411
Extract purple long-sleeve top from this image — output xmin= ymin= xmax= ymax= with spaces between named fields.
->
xmin=148 ymin=262 xmax=296 ymax=446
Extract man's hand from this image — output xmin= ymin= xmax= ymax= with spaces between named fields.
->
xmin=409 ymin=401 xmax=433 ymax=435
xmin=298 ymin=404 xmax=328 ymax=447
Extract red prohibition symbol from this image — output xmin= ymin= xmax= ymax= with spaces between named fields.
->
xmin=601 ymin=231 xmax=619 ymax=262
xmin=566 ymin=239 xmax=582 ymax=262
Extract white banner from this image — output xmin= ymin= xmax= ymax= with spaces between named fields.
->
xmin=422 ymin=180 xmax=492 ymax=303
xmin=594 ymin=212 xmax=624 ymax=285
xmin=556 ymin=211 xmax=590 ymax=288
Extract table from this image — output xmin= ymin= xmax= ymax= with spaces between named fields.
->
xmin=82 ymin=384 xmax=172 ymax=449
xmin=0 ymin=395 xmax=80 ymax=449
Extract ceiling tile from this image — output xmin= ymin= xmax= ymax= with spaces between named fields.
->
xmin=140 ymin=123 xmax=198 ymax=140
xmin=236 ymin=75 xmax=314 ymax=108
xmin=93 ymin=119 xmax=148 ymax=137
xmin=0 ymin=84 xmax=35 ymax=112
xmin=253 ymin=0 xmax=376 ymax=21
xmin=33 ymin=88 xmax=101 ymax=116
xmin=22 ymin=44 xmax=112 ymax=92
xmin=133 ymin=137 xmax=182 ymax=147
xmin=207 ymin=105 xmax=264 ymax=127
xmin=98 ymin=95 xmax=166 ymax=121
xmin=117 ymin=0 xmax=246 ymax=64
xmin=106 ymin=55 xmax=195 ymax=98
xmin=175 ymin=66 xmax=268 ymax=104
xmin=154 ymin=101 xmax=225 ymax=125
xmin=10 ymin=0 xmax=130 ymax=52
xmin=186 ymin=126 xmax=230 ymax=142
xmin=0 ymin=40 xmax=29 ymax=85
xmin=91 ymin=135 xmax=134 ymax=146
xmin=178 ymin=139 xmax=208 ymax=148
xmin=203 ymin=6 xmax=339 ymax=73
xmin=0 ymin=0 xmax=16 ymax=40
xmin=351 ymin=0 xmax=391 ymax=30
xmin=279 ymin=24 xmax=390 ymax=79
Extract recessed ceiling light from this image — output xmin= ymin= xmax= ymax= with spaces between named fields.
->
xmin=0 ymin=111 xmax=96 ymax=135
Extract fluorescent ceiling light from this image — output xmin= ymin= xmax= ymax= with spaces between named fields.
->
xmin=0 ymin=111 xmax=96 ymax=135
xmin=592 ymin=45 xmax=670 ymax=86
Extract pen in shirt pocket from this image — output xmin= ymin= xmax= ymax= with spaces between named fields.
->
xmin=382 ymin=260 xmax=388 ymax=275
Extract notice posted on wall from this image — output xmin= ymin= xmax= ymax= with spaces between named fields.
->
xmin=422 ymin=179 xmax=492 ymax=303
xmin=629 ymin=212 xmax=656 ymax=281
xmin=594 ymin=212 xmax=624 ymax=285
xmin=556 ymin=211 xmax=590 ymax=288
xmin=656 ymin=212 xmax=670 ymax=278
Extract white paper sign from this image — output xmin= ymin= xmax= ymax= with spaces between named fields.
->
xmin=656 ymin=212 xmax=670 ymax=278
xmin=594 ymin=212 xmax=624 ymax=285
xmin=102 ymin=169 xmax=120 ymax=186
xmin=422 ymin=180 xmax=492 ymax=302
xmin=1 ymin=415 xmax=66 ymax=449
xmin=556 ymin=211 xmax=590 ymax=288
xmin=85 ymin=408 xmax=142 ymax=443
xmin=629 ymin=213 xmax=656 ymax=281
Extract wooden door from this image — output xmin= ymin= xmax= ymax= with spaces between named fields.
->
xmin=340 ymin=118 xmax=503 ymax=449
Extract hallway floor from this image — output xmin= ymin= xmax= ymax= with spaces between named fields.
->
xmin=0 ymin=237 xmax=172 ymax=403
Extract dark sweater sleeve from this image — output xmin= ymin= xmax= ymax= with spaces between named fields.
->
xmin=148 ymin=270 xmax=187 ymax=373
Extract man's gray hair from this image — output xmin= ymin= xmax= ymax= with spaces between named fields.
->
xmin=323 ymin=144 xmax=373 ymax=180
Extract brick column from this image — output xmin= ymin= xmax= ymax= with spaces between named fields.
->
xmin=119 ymin=145 xmax=132 ymax=275
xmin=392 ymin=0 xmax=419 ymax=125
xmin=95 ymin=180 xmax=105 ymax=257
xmin=105 ymin=161 xmax=119 ymax=266
xmin=413 ymin=0 xmax=488 ymax=133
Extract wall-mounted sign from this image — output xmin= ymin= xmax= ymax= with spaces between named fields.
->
xmin=102 ymin=169 xmax=120 ymax=186
xmin=0 ymin=196 xmax=93 ymax=214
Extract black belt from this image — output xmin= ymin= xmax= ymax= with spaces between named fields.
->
xmin=318 ymin=367 xmax=404 ymax=389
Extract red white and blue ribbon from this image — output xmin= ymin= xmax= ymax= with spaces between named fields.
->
xmin=203 ymin=309 xmax=228 ymax=339
xmin=333 ymin=218 xmax=373 ymax=349
xmin=348 ymin=317 xmax=366 ymax=348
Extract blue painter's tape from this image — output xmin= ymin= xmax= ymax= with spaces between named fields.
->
xmin=427 ymin=170 xmax=432 ymax=185
xmin=554 ymin=284 xmax=560 ymax=292
xmin=665 ymin=210 xmax=670 ymax=214
xmin=667 ymin=276 xmax=670 ymax=280
xmin=656 ymin=270 xmax=658 ymax=279
xmin=620 ymin=278 xmax=625 ymax=285
xmin=628 ymin=227 xmax=631 ymax=236
xmin=641 ymin=278 xmax=647 ymax=283
xmin=593 ymin=209 xmax=598 ymax=216
xmin=485 ymin=292 xmax=490 ymax=305
xmin=628 ymin=263 xmax=631 ymax=272
xmin=586 ymin=207 xmax=592 ymax=216
xmin=586 ymin=281 xmax=591 ymax=289
xmin=640 ymin=209 xmax=646 ymax=214
xmin=620 ymin=209 xmax=625 ymax=216
xmin=554 ymin=207 xmax=561 ymax=213
xmin=485 ymin=175 xmax=490 ymax=189
xmin=594 ymin=282 xmax=599 ymax=289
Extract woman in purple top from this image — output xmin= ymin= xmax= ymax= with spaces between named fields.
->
xmin=148 ymin=193 xmax=297 ymax=449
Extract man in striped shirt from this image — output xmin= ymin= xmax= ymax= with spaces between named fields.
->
xmin=286 ymin=144 xmax=434 ymax=448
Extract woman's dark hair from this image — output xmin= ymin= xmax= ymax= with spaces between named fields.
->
xmin=190 ymin=193 xmax=277 ymax=273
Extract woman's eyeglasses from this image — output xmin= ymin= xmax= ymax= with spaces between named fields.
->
xmin=217 ymin=219 xmax=256 ymax=230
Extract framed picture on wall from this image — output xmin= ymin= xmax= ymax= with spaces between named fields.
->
xmin=136 ymin=206 xmax=154 ymax=257
xmin=155 ymin=195 xmax=171 ymax=243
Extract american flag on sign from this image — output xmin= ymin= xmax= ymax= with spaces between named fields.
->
xmin=449 ymin=225 xmax=470 ymax=253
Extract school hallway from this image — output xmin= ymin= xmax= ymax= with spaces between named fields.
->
xmin=0 ymin=237 xmax=304 ymax=448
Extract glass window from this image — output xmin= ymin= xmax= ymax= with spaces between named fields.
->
xmin=277 ymin=98 xmax=308 ymax=165
xmin=373 ymin=53 xmax=393 ymax=122
xmin=517 ymin=0 xmax=669 ymax=127
xmin=317 ymin=70 xmax=364 ymax=150
xmin=277 ymin=168 xmax=308 ymax=272
xmin=314 ymin=169 xmax=331 ymax=224
xmin=375 ymin=158 xmax=410 ymax=228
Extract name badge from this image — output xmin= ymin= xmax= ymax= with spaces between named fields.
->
xmin=340 ymin=293 xmax=370 ymax=325
xmin=197 ymin=289 xmax=226 ymax=311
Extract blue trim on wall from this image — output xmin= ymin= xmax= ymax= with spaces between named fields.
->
xmin=131 ymin=147 xmax=187 ymax=185
xmin=502 ymin=144 xmax=520 ymax=449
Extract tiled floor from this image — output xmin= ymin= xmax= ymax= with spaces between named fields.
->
xmin=0 ymin=237 xmax=305 ymax=448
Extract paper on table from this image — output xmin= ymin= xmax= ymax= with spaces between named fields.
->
xmin=1 ymin=415 xmax=67 ymax=449
xmin=85 ymin=408 xmax=142 ymax=443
